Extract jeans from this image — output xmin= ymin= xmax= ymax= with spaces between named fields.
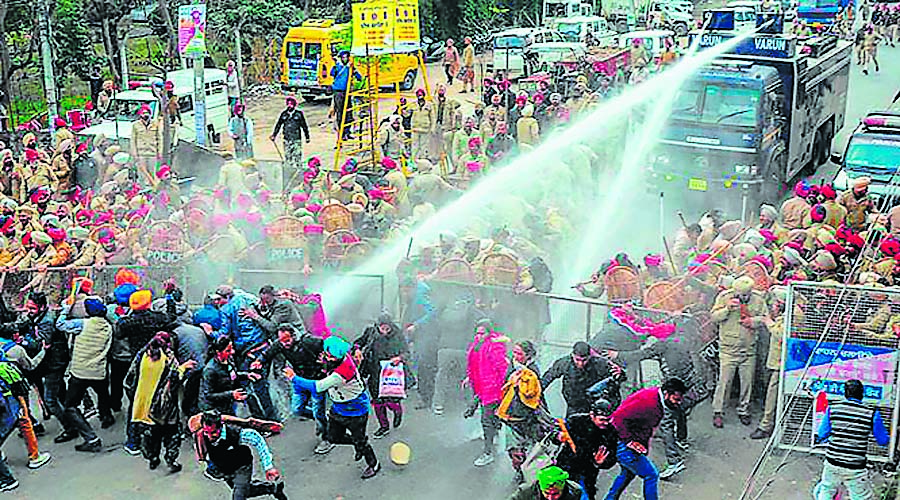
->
xmin=246 ymin=377 xmax=279 ymax=422
xmin=61 ymin=377 xmax=111 ymax=442
xmin=0 ymin=400 xmax=17 ymax=483
xmin=42 ymin=370 xmax=66 ymax=421
xmin=226 ymin=463 xmax=279 ymax=500
xmin=373 ymin=400 xmax=403 ymax=429
xmin=292 ymin=389 xmax=327 ymax=437
xmin=814 ymin=461 xmax=874 ymax=500
xmin=480 ymin=402 xmax=502 ymax=454
xmin=327 ymin=410 xmax=377 ymax=468
xmin=660 ymin=405 xmax=687 ymax=464
xmin=605 ymin=442 xmax=659 ymax=500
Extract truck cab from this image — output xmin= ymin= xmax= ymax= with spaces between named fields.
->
xmin=832 ymin=111 xmax=900 ymax=201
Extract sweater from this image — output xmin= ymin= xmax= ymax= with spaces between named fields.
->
xmin=466 ymin=333 xmax=510 ymax=405
xmin=56 ymin=308 xmax=112 ymax=380
xmin=610 ymin=387 xmax=664 ymax=449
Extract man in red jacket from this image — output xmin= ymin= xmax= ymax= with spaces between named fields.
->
xmin=604 ymin=378 xmax=686 ymax=500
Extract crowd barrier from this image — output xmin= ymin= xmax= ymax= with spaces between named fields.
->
xmin=778 ymin=281 xmax=900 ymax=463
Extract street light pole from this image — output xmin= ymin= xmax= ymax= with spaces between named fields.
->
xmin=38 ymin=0 xmax=59 ymax=146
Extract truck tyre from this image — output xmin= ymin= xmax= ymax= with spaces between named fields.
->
xmin=674 ymin=23 xmax=688 ymax=36
xmin=401 ymin=70 xmax=417 ymax=91
xmin=761 ymin=152 xmax=787 ymax=205
xmin=301 ymin=94 xmax=318 ymax=103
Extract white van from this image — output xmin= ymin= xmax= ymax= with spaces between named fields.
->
xmin=79 ymin=68 xmax=229 ymax=145
xmin=618 ymin=30 xmax=676 ymax=59
xmin=491 ymin=28 xmax=581 ymax=79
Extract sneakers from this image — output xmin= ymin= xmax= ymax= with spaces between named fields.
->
xmin=54 ymin=431 xmax=78 ymax=444
xmin=167 ymin=461 xmax=183 ymax=473
xmin=100 ymin=416 xmax=116 ymax=429
xmin=713 ymin=413 xmax=724 ymax=429
xmin=432 ymin=405 xmax=444 ymax=416
xmin=314 ymin=440 xmax=335 ymax=455
xmin=361 ymin=461 xmax=381 ymax=479
xmin=0 ymin=479 xmax=18 ymax=492
xmin=149 ymin=458 xmax=161 ymax=470
xmin=675 ymin=440 xmax=690 ymax=452
xmin=750 ymin=428 xmax=772 ymax=440
xmin=659 ymin=460 xmax=686 ymax=480
xmin=123 ymin=444 xmax=141 ymax=456
xmin=739 ymin=414 xmax=752 ymax=426
xmin=75 ymin=439 xmax=102 ymax=453
xmin=473 ymin=452 xmax=495 ymax=467
xmin=373 ymin=427 xmax=390 ymax=439
xmin=83 ymin=407 xmax=99 ymax=420
xmin=393 ymin=412 xmax=402 ymax=429
xmin=204 ymin=467 xmax=227 ymax=482
xmin=27 ymin=452 xmax=51 ymax=470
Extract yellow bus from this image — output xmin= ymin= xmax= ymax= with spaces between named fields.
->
xmin=280 ymin=19 xmax=421 ymax=101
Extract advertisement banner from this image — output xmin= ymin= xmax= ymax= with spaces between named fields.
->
xmin=782 ymin=338 xmax=898 ymax=403
xmin=351 ymin=0 xmax=420 ymax=56
xmin=178 ymin=4 xmax=208 ymax=57
xmin=287 ymin=59 xmax=319 ymax=88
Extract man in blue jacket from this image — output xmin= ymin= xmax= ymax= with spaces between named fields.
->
xmin=330 ymin=50 xmax=362 ymax=141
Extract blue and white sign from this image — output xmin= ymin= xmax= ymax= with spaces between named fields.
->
xmin=690 ymin=33 xmax=797 ymax=59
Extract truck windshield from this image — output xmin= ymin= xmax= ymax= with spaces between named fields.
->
xmin=845 ymin=139 xmax=899 ymax=172
xmin=671 ymin=83 xmax=760 ymax=127
xmin=110 ymin=99 xmax=156 ymax=121
xmin=494 ymin=36 xmax=527 ymax=49
xmin=286 ymin=41 xmax=303 ymax=58
xmin=556 ymin=22 xmax=583 ymax=38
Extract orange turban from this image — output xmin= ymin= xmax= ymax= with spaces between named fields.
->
xmin=129 ymin=289 xmax=152 ymax=311
xmin=115 ymin=268 xmax=141 ymax=287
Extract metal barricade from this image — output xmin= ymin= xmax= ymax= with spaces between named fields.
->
xmin=777 ymin=281 xmax=900 ymax=462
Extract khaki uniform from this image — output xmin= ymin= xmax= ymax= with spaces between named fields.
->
xmin=516 ymin=115 xmax=539 ymax=147
xmin=55 ymin=127 xmax=74 ymax=146
xmin=51 ymin=154 xmax=72 ymax=192
xmin=779 ymin=196 xmax=811 ymax=230
xmin=710 ymin=289 xmax=768 ymax=416
xmin=377 ymin=124 xmax=406 ymax=159
xmin=130 ymin=119 xmax=163 ymax=164
xmin=758 ymin=307 xmax=802 ymax=433
xmin=838 ymin=190 xmax=875 ymax=232
xmin=823 ymin=199 xmax=848 ymax=229
xmin=71 ymin=240 xmax=100 ymax=267
xmin=451 ymin=129 xmax=475 ymax=170
xmin=410 ymin=102 xmax=434 ymax=160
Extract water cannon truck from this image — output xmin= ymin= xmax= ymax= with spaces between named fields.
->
xmin=647 ymin=16 xmax=851 ymax=219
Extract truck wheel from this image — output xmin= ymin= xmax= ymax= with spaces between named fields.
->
xmin=674 ymin=23 xmax=688 ymax=36
xmin=400 ymin=70 xmax=417 ymax=91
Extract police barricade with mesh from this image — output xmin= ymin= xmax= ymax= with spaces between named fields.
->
xmin=0 ymin=265 xmax=189 ymax=308
xmin=237 ymin=269 xmax=385 ymax=337
xmin=777 ymin=281 xmax=900 ymax=463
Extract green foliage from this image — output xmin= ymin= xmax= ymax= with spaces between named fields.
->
xmin=52 ymin=0 xmax=101 ymax=80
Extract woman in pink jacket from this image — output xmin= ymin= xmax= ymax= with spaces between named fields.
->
xmin=465 ymin=318 xmax=510 ymax=467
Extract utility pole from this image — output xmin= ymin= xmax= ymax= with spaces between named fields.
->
xmin=120 ymin=30 xmax=130 ymax=88
xmin=37 ymin=0 xmax=59 ymax=146
xmin=193 ymin=57 xmax=206 ymax=146
xmin=235 ymin=21 xmax=244 ymax=101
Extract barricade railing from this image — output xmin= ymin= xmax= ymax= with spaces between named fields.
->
xmin=0 ymin=265 xmax=189 ymax=308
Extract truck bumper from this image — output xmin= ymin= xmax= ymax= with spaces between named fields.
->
xmin=646 ymin=167 xmax=765 ymax=220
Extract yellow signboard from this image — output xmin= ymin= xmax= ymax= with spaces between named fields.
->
xmin=351 ymin=0 xmax=420 ymax=56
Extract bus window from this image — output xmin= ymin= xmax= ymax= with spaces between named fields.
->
xmin=286 ymin=42 xmax=303 ymax=58
xmin=305 ymin=43 xmax=322 ymax=60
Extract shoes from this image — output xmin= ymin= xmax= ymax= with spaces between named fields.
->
xmin=361 ymin=462 xmax=381 ymax=479
xmin=739 ymin=414 xmax=752 ymax=426
xmin=204 ymin=467 xmax=227 ymax=482
xmin=675 ymin=440 xmax=690 ymax=452
xmin=273 ymin=481 xmax=288 ymax=500
xmin=83 ymin=407 xmax=99 ymax=420
xmin=314 ymin=440 xmax=335 ymax=455
xmin=167 ymin=461 xmax=183 ymax=473
xmin=713 ymin=413 xmax=724 ymax=429
xmin=432 ymin=405 xmax=444 ymax=416
xmin=373 ymin=427 xmax=390 ymax=439
xmin=123 ymin=444 xmax=141 ymax=456
xmin=354 ymin=447 xmax=364 ymax=462
xmin=100 ymin=416 xmax=116 ymax=429
xmin=27 ymin=452 xmax=51 ymax=470
xmin=473 ymin=452 xmax=495 ymax=467
xmin=148 ymin=458 xmax=161 ymax=470
xmin=393 ymin=412 xmax=402 ymax=429
xmin=750 ymin=428 xmax=772 ymax=440
xmin=659 ymin=460 xmax=686 ymax=480
xmin=0 ymin=479 xmax=18 ymax=492
xmin=32 ymin=423 xmax=46 ymax=436
xmin=863 ymin=69 xmax=869 ymax=75
xmin=75 ymin=439 xmax=102 ymax=453
xmin=54 ymin=431 xmax=78 ymax=444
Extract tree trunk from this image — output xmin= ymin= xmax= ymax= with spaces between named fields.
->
xmin=157 ymin=0 xmax=177 ymax=68
xmin=0 ymin=1 xmax=12 ymax=114
xmin=101 ymin=16 xmax=122 ymax=84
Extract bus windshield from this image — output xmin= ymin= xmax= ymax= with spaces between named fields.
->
xmin=555 ymin=22 xmax=583 ymax=37
xmin=671 ymin=82 xmax=760 ymax=127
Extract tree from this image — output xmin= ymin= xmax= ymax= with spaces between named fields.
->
xmin=52 ymin=0 xmax=99 ymax=81
xmin=0 ymin=0 xmax=39 ymax=113
xmin=84 ymin=0 xmax=136 ymax=83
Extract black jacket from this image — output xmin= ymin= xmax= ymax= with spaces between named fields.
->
xmin=199 ymin=358 xmax=248 ymax=414
xmin=24 ymin=309 xmax=67 ymax=374
xmin=541 ymin=355 xmax=619 ymax=414
xmin=355 ymin=324 xmax=409 ymax=395
xmin=272 ymin=108 xmax=309 ymax=142
xmin=252 ymin=298 xmax=304 ymax=336
xmin=249 ymin=333 xmax=325 ymax=380
xmin=116 ymin=302 xmax=177 ymax=358
xmin=556 ymin=413 xmax=618 ymax=474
